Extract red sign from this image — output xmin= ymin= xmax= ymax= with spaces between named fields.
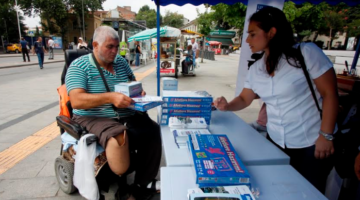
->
xmin=160 ymin=69 xmax=175 ymax=74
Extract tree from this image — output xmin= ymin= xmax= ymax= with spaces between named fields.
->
xmin=136 ymin=5 xmax=159 ymax=28
xmin=163 ymin=11 xmax=184 ymax=28
xmin=0 ymin=2 xmax=26 ymax=43
xmin=18 ymin=0 xmax=105 ymax=50
xmin=210 ymin=3 xmax=246 ymax=35
xmin=34 ymin=26 xmax=41 ymax=37
xmin=323 ymin=10 xmax=345 ymax=49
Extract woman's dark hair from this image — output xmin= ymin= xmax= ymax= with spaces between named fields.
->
xmin=250 ymin=7 xmax=300 ymax=75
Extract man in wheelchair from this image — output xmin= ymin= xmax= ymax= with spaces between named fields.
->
xmin=65 ymin=26 xmax=161 ymax=200
xmin=181 ymin=45 xmax=194 ymax=74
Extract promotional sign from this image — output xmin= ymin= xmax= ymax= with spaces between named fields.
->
xmin=235 ymin=0 xmax=285 ymax=96
xmin=53 ymin=37 xmax=63 ymax=49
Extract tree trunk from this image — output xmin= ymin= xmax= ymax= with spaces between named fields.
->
xmin=343 ymin=31 xmax=349 ymax=50
xmin=328 ymin=28 xmax=332 ymax=50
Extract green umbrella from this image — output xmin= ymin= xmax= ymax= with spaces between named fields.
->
xmin=128 ymin=26 xmax=167 ymax=42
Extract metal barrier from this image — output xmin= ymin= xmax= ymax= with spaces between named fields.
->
xmin=199 ymin=50 xmax=215 ymax=61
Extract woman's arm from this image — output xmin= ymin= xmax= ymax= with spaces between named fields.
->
xmin=313 ymin=68 xmax=338 ymax=159
xmin=214 ymin=88 xmax=257 ymax=111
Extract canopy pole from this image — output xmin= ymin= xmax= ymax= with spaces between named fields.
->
xmin=156 ymin=2 xmax=161 ymax=96
xmin=350 ymin=36 xmax=360 ymax=72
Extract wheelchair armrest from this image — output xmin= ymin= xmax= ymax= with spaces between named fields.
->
xmin=56 ymin=115 xmax=86 ymax=140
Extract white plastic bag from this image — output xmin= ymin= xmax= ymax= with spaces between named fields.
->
xmin=73 ymin=134 xmax=99 ymax=200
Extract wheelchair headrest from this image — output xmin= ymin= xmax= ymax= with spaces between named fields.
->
xmin=65 ymin=49 xmax=92 ymax=67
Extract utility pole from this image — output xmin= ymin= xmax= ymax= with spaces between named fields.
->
xmin=15 ymin=0 xmax=22 ymax=41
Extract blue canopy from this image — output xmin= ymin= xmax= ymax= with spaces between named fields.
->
xmin=152 ymin=0 xmax=360 ymax=96
xmin=153 ymin=0 xmax=360 ymax=6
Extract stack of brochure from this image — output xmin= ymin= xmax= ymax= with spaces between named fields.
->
xmin=169 ymin=117 xmax=208 ymax=129
xmin=171 ymin=129 xmax=211 ymax=149
xmin=187 ymin=185 xmax=255 ymax=200
xmin=188 ymin=134 xmax=251 ymax=187
xmin=160 ymin=91 xmax=213 ymax=125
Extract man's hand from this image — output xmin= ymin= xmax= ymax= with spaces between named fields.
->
xmin=315 ymin=135 xmax=334 ymax=159
xmin=355 ymin=152 xmax=360 ymax=180
xmin=214 ymin=96 xmax=228 ymax=111
xmin=141 ymin=90 xmax=146 ymax=96
xmin=111 ymin=92 xmax=134 ymax=108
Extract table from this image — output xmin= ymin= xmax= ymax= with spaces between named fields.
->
xmin=161 ymin=165 xmax=328 ymax=200
xmin=160 ymin=110 xmax=290 ymax=166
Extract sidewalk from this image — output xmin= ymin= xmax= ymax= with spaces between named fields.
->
xmin=0 ymin=58 xmax=65 ymax=69
xmin=0 ymin=53 xmax=260 ymax=200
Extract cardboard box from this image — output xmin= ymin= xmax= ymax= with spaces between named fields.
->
xmin=188 ymin=134 xmax=250 ymax=186
xmin=162 ymin=77 xmax=178 ymax=91
xmin=115 ymin=81 xmax=142 ymax=97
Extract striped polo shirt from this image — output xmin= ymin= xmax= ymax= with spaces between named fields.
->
xmin=65 ymin=54 xmax=136 ymax=118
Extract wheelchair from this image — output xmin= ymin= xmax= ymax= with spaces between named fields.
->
xmin=55 ymin=49 xmax=136 ymax=197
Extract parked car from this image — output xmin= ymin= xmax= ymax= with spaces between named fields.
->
xmin=6 ymin=43 xmax=22 ymax=53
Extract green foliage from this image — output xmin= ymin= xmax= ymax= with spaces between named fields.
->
xmin=197 ymin=9 xmax=213 ymax=36
xmin=136 ymin=5 xmax=159 ymax=28
xmin=163 ymin=11 xmax=184 ymax=28
xmin=0 ymin=2 xmax=26 ymax=43
xmin=35 ymin=26 xmax=41 ymax=37
xmin=196 ymin=3 xmax=246 ymax=37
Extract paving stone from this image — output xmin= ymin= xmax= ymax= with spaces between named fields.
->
xmin=37 ymin=161 xmax=55 ymax=177
xmin=0 ymin=177 xmax=58 ymax=199
xmin=0 ymin=161 xmax=46 ymax=180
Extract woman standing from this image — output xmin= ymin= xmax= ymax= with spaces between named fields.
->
xmin=135 ymin=41 xmax=141 ymax=66
xmin=214 ymin=7 xmax=338 ymax=193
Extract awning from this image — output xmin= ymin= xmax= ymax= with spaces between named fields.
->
xmin=128 ymin=26 xmax=181 ymax=42
xmin=128 ymin=27 xmax=166 ymax=42
xmin=207 ymin=38 xmax=233 ymax=46
xmin=181 ymin=30 xmax=204 ymax=37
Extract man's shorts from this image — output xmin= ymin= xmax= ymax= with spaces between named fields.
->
xmin=72 ymin=115 xmax=127 ymax=148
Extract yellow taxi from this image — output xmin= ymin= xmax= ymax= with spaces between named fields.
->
xmin=6 ymin=43 xmax=22 ymax=53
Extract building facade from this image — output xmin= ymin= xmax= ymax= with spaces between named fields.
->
xmin=41 ymin=6 xmax=137 ymax=46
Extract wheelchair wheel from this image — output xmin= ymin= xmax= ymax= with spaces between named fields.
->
xmin=55 ymin=156 xmax=77 ymax=194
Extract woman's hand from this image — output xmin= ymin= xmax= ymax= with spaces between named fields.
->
xmin=214 ymin=96 xmax=228 ymax=111
xmin=141 ymin=90 xmax=146 ymax=96
xmin=315 ymin=135 xmax=334 ymax=159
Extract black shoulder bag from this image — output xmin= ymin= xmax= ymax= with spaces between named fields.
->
xmin=297 ymin=44 xmax=359 ymax=179
xmin=91 ymin=53 xmax=120 ymax=119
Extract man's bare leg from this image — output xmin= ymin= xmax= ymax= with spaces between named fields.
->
xmin=105 ymin=131 xmax=130 ymax=175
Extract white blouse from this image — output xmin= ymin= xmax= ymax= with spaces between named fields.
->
xmin=244 ymin=43 xmax=333 ymax=148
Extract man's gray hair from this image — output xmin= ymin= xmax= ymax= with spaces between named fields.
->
xmin=93 ymin=26 xmax=119 ymax=45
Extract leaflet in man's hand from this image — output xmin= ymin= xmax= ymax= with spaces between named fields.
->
xmin=128 ymin=101 xmax=163 ymax=112
xmin=132 ymin=95 xmax=163 ymax=103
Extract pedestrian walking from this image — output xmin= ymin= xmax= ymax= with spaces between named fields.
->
xmin=32 ymin=37 xmax=47 ymax=69
xmin=48 ymin=37 xmax=55 ymax=60
xmin=20 ymin=37 xmax=30 ymax=62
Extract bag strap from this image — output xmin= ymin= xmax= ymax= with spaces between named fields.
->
xmin=91 ymin=53 xmax=119 ymax=118
xmin=297 ymin=44 xmax=322 ymax=118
